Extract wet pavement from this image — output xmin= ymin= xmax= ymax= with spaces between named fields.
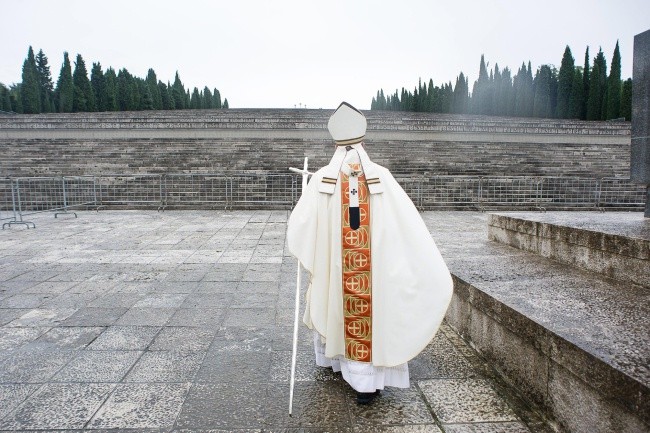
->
xmin=0 ymin=210 xmax=552 ymax=432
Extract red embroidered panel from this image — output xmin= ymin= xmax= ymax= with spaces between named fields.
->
xmin=341 ymin=169 xmax=372 ymax=363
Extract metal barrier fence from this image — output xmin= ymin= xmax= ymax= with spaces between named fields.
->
xmin=0 ymin=173 xmax=645 ymax=228
xmin=97 ymin=174 xmax=164 ymax=208
xmin=0 ymin=178 xmax=16 ymax=225
xmin=160 ymin=174 xmax=297 ymax=210
xmin=1 ymin=176 xmax=98 ymax=228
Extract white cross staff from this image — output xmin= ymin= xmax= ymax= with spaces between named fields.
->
xmin=287 ymin=157 xmax=312 ymax=416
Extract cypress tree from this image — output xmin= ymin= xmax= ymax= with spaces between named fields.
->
xmin=167 ymin=82 xmax=176 ymax=109
xmin=513 ymin=63 xmax=525 ymax=116
xmin=422 ymin=78 xmax=436 ymax=113
xmin=203 ymin=86 xmax=213 ymax=109
xmin=494 ymin=67 xmax=505 ymax=116
xmin=491 ymin=64 xmax=501 ymax=115
xmin=556 ymin=46 xmax=575 ymax=118
xmin=586 ymin=48 xmax=607 ymax=120
xmin=428 ymin=86 xmax=436 ymax=112
xmin=159 ymin=81 xmax=172 ymax=109
xmin=10 ymin=84 xmax=23 ymax=113
xmin=90 ymin=62 xmax=107 ymax=111
xmin=172 ymin=72 xmax=185 ymax=109
xmin=524 ymin=60 xmax=535 ymax=117
xmin=442 ymin=82 xmax=453 ymax=113
xmin=620 ymin=78 xmax=632 ymax=121
xmin=452 ymin=72 xmax=469 ymax=114
xmin=533 ymin=65 xmax=553 ymax=118
xmin=4 ymin=89 xmax=10 ymax=111
xmin=146 ymin=69 xmax=162 ymax=110
xmin=21 ymin=46 xmax=41 ymax=114
xmin=550 ymin=66 xmax=559 ymax=116
xmin=417 ymin=82 xmax=422 ymax=112
xmin=55 ymin=52 xmax=74 ymax=112
xmin=374 ymin=91 xmax=380 ymax=110
xmin=513 ymin=62 xmax=534 ymax=117
xmin=606 ymin=41 xmax=622 ymax=119
xmin=140 ymin=81 xmax=153 ymax=110
xmin=72 ymin=86 xmax=86 ymax=112
xmin=132 ymin=78 xmax=144 ymax=110
xmin=569 ymin=67 xmax=585 ymax=119
xmin=35 ymin=49 xmax=54 ymax=113
xmin=117 ymin=68 xmax=135 ymax=111
xmin=484 ymin=67 xmax=495 ymax=115
xmin=171 ymin=87 xmax=183 ymax=110
xmin=213 ymin=88 xmax=221 ymax=109
xmin=72 ymin=54 xmax=95 ymax=112
xmin=391 ymin=90 xmax=400 ymax=111
xmin=104 ymin=68 xmax=118 ymax=111
xmin=471 ymin=54 xmax=490 ymax=114
xmin=582 ymin=47 xmax=590 ymax=119
xmin=223 ymin=98 xmax=229 ymax=109
xmin=190 ymin=87 xmax=201 ymax=109
xmin=410 ymin=86 xmax=418 ymax=112
xmin=0 ymin=83 xmax=11 ymax=111
xmin=501 ymin=67 xmax=514 ymax=116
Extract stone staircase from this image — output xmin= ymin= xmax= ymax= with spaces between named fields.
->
xmin=428 ymin=212 xmax=649 ymax=433
xmin=0 ymin=109 xmax=632 ymax=178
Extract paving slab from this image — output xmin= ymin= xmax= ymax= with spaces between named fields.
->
xmin=0 ymin=210 xmax=553 ymax=432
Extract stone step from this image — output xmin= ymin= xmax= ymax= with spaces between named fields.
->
xmin=425 ymin=212 xmax=650 ymax=433
xmin=0 ymin=109 xmax=631 ymax=136
xmin=0 ymin=138 xmax=632 ymax=179
xmin=487 ymin=212 xmax=650 ymax=288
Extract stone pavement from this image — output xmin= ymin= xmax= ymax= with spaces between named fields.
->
xmin=0 ymin=210 xmax=552 ymax=432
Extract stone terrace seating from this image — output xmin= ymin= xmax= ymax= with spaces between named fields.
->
xmin=0 ymin=109 xmax=633 ymax=179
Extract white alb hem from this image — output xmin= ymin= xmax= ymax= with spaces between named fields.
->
xmin=313 ymin=331 xmax=410 ymax=392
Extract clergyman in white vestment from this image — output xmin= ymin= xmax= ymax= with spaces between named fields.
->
xmin=287 ymin=102 xmax=453 ymax=404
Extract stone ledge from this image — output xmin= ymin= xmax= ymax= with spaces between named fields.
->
xmin=487 ymin=212 xmax=650 ymax=288
xmin=0 ymin=128 xmax=631 ymax=145
xmin=0 ymin=109 xmax=631 ymax=137
xmin=425 ymin=212 xmax=650 ymax=433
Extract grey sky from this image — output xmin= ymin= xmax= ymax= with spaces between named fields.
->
xmin=2 ymin=0 xmax=649 ymax=110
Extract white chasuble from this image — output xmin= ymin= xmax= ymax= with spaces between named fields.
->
xmin=287 ymin=144 xmax=453 ymax=391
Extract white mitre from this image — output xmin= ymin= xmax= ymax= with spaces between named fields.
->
xmin=327 ymin=102 xmax=367 ymax=146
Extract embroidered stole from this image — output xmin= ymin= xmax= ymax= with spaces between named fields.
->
xmin=341 ymin=164 xmax=372 ymax=362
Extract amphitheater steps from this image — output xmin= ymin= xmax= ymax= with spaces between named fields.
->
xmin=0 ymin=110 xmax=631 ymax=179
xmin=0 ymin=138 xmax=631 ymax=179
xmin=0 ymin=108 xmax=632 ymax=136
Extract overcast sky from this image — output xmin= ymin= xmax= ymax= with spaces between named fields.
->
xmin=2 ymin=0 xmax=649 ymax=110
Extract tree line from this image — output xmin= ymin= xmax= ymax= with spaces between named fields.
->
xmin=371 ymin=42 xmax=632 ymax=121
xmin=0 ymin=46 xmax=229 ymax=114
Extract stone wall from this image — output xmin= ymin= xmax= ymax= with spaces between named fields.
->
xmin=0 ymin=109 xmax=631 ymax=178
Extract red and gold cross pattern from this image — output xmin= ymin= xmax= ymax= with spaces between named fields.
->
xmin=341 ymin=165 xmax=372 ymax=363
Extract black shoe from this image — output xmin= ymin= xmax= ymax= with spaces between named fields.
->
xmin=356 ymin=390 xmax=380 ymax=404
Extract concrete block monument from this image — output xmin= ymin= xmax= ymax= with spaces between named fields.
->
xmin=631 ymin=29 xmax=650 ymax=217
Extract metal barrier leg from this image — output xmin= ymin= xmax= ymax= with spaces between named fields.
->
xmin=535 ymin=178 xmax=547 ymax=212
xmin=3 ymin=179 xmax=35 ymax=229
xmin=157 ymin=174 xmax=166 ymax=212
xmin=477 ymin=177 xmax=485 ymax=212
xmin=54 ymin=177 xmax=78 ymax=219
